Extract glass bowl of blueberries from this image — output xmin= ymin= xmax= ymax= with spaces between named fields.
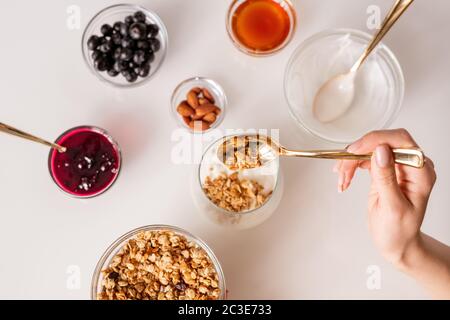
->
xmin=82 ymin=4 xmax=168 ymax=88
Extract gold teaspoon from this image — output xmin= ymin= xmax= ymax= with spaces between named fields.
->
xmin=0 ymin=122 xmax=66 ymax=153
xmin=218 ymin=134 xmax=425 ymax=170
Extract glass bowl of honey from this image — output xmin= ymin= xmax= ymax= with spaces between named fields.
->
xmin=226 ymin=0 xmax=297 ymax=56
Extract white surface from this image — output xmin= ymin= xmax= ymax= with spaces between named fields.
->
xmin=0 ymin=0 xmax=449 ymax=299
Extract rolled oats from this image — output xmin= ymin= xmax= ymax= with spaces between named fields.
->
xmin=97 ymin=230 xmax=221 ymax=300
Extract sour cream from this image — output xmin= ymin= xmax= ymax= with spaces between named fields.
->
xmin=285 ymin=30 xmax=403 ymax=143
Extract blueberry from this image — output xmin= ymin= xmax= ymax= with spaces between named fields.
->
xmin=91 ymin=50 xmax=102 ymax=61
xmin=121 ymin=37 xmax=135 ymax=49
xmin=124 ymin=15 xmax=134 ymax=25
xmin=136 ymin=40 xmax=150 ymax=51
xmin=111 ymin=32 xmax=122 ymax=45
xmin=98 ymin=39 xmax=113 ymax=53
xmin=113 ymin=21 xmax=124 ymax=32
xmin=119 ymin=48 xmax=133 ymax=61
xmin=101 ymin=24 xmax=113 ymax=36
xmin=98 ymin=44 xmax=107 ymax=53
xmin=114 ymin=60 xmax=128 ymax=72
xmin=129 ymin=22 xmax=147 ymax=40
xmin=149 ymin=38 xmax=161 ymax=52
xmin=133 ymin=66 xmax=141 ymax=74
xmin=105 ymin=58 xmax=114 ymax=70
xmin=119 ymin=22 xmax=129 ymax=36
xmin=134 ymin=11 xmax=146 ymax=23
xmin=146 ymin=24 xmax=159 ymax=37
xmin=87 ymin=35 xmax=100 ymax=50
xmin=133 ymin=50 xmax=148 ymax=65
xmin=147 ymin=51 xmax=155 ymax=63
xmin=113 ymin=47 xmax=122 ymax=60
xmin=125 ymin=70 xmax=138 ymax=83
xmin=94 ymin=57 xmax=108 ymax=71
xmin=97 ymin=36 xmax=107 ymax=45
xmin=113 ymin=61 xmax=121 ymax=73
xmin=137 ymin=63 xmax=150 ymax=77
xmin=121 ymin=69 xmax=131 ymax=77
xmin=107 ymin=69 xmax=119 ymax=77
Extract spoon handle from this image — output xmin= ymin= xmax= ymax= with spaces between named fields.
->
xmin=0 ymin=122 xmax=66 ymax=153
xmin=351 ymin=0 xmax=414 ymax=72
xmin=282 ymin=148 xmax=425 ymax=168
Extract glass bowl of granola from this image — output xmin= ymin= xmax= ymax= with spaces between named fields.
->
xmin=91 ymin=225 xmax=226 ymax=300
xmin=193 ymin=135 xmax=284 ymax=229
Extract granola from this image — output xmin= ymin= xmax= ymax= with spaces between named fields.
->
xmin=97 ymin=230 xmax=221 ymax=300
xmin=203 ymin=172 xmax=272 ymax=212
xmin=219 ymin=136 xmax=264 ymax=170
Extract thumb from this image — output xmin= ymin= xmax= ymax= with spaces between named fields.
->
xmin=370 ymin=145 xmax=404 ymax=204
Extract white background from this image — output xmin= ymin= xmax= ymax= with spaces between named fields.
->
xmin=0 ymin=0 xmax=449 ymax=299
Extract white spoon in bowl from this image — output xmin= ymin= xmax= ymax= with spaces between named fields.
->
xmin=313 ymin=0 xmax=414 ymax=123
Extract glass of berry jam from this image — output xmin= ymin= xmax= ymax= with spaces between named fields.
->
xmin=48 ymin=126 xmax=121 ymax=198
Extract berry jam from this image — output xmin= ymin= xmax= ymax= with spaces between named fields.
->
xmin=49 ymin=127 xmax=121 ymax=197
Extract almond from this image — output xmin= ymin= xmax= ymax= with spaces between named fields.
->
xmin=202 ymin=112 xmax=216 ymax=123
xmin=182 ymin=116 xmax=191 ymax=126
xmin=187 ymin=90 xmax=199 ymax=108
xmin=195 ymin=104 xmax=220 ymax=117
xmin=202 ymin=88 xmax=215 ymax=103
xmin=198 ymin=98 xmax=210 ymax=105
xmin=189 ymin=120 xmax=210 ymax=131
xmin=191 ymin=113 xmax=204 ymax=120
xmin=191 ymin=87 xmax=202 ymax=94
xmin=177 ymin=101 xmax=195 ymax=117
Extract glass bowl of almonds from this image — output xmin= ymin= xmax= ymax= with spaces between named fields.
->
xmin=193 ymin=135 xmax=284 ymax=229
xmin=171 ymin=77 xmax=227 ymax=133
xmin=91 ymin=225 xmax=226 ymax=300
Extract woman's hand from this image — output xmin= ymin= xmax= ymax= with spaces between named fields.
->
xmin=334 ymin=129 xmax=450 ymax=299
xmin=335 ymin=129 xmax=436 ymax=266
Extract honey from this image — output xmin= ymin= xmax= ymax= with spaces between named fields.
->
xmin=231 ymin=0 xmax=293 ymax=53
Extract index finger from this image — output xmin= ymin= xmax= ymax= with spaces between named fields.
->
xmin=338 ymin=129 xmax=421 ymax=192
xmin=347 ymin=129 xmax=419 ymax=154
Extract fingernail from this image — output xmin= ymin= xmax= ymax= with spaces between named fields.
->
xmin=375 ymin=145 xmax=392 ymax=168
xmin=342 ymin=178 xmax=349 ymax=192
xmin=347 ymin=139 xmax=362 ymax=153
